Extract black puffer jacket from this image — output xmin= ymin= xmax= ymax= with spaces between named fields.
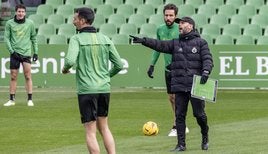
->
xmin=142 ymin=30 xmax=213 ymax=92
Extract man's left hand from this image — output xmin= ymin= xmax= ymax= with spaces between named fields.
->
xmin=32 ymin=54 xmax=38 ymax=62
xmin=200 ymin=70 xmax=209 ymax=84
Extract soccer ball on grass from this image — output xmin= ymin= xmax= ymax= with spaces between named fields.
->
xmin=142 ymin=121 xmax=159 ymax=136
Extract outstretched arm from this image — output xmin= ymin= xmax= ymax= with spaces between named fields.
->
xmin=130 ymin=35 xmax=174 ymax=54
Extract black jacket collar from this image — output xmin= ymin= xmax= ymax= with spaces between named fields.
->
xmin=14 ymin=15 xmax=25 ymax=24
xmin=78 ymin=26 xmax=97 ymax=33
xmin=179 ymin=30 xmax=200 ymax=40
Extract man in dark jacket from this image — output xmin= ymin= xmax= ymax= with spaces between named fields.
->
xmin=130 ymin=17 xmax=213 ymax=152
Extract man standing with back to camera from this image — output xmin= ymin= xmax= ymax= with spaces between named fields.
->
xmin=130 ymin=16 xmax=213 ymax=151
xmin=4 ymin=4 xmax=38 ymax=107
xmin=147 ymin=3 xmax=189 ymax=136
xmin=62 ymin=7 xmax=123 ymax=154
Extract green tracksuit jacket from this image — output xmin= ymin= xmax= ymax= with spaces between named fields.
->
xmin=4 ymin=18 xmax=38 ymax=56
xmin=63 ymin=28 xmax=123 ymax=94
xmin=150 ymin=23 xmax=179 ymax=71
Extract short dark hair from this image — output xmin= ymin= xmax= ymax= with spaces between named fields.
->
xmin=15 ymin=4 xmax=26 ymax=11
xmin=163 ymin=3 xmax=178 ymax=15
xmin=75 ymin=7 xmax=95 ymax=25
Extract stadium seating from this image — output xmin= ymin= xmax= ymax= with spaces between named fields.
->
xmin=198 ymin=4 xmax=216 ymax=18
xmin=191 ymin=14 xmax=208 ymax=30
xmin=145 ymin=0 xmax=164 ymax=9
xmin=47 ymin=14 xmax=65 ymax=29
xmin=111 ymin=34 xmax=129 ymax=44
xmin=256 ymin=36 xmax=268 ymax=45
xmin=201 ymin=24 xmax=221 ymax=40
xmin=36 ymin=34 xmax=47 ymax=44
xmin=56 ymin=4 xmax=74 ymax=20
xmin=209 ymin=14 xmax=229 ymax=28
xmin=136 ymin=4 xmax=155 ymax=19
xmin=92 ymin=14 xmax=105 ymax=29
xmin=156 ymin=5 xmax=164 ymax=14
xmin=201 ymin=34 xmax=213 ymax=44
xmin=128 ymin=14 xmax=147 ymax=28
xmin=28 ymin=14 xmax=44 ymax=29
xmin=217 ymin=5 xmax=237 ymax=19
xmin=45 ymin=0 xmax=64 ymax=11
xmin=179 ymin=4 xmax=195 ymax=17
xmin=230 ymin=14 xmax=249 ymax=29
xmin=116 ymin=4 xmax=134 ymax=19
xmin=125 ymin=0 xmax=144 ymax=9
xmin=235 ymin=35 xmax=255 ymax=45
xmin=139 ymin=23 xmax=157 ymax=38
xmin=84 ymin=0 xmax=103 ymax=10
xmin=105 ymin=0 xmax=124 ymax=9
xmin=245 ymin=0 xmax=265 ymax=8
xmin=67 ymin=15 xmax=74 ymax=24
xmin=36 ymin=4 xmax=54 ymax=20
xmin=225 ymin=0 xmax=244 ymax=9
xmin=48 ymin=34 xmax=67 ymax=44
xmin=149 ymin=14 xmax=164 ymax=26
xmin=222 ymin=24 xmax=241 ymax=39
xmin=99 ymin=23 xmax=117 ymax=37
xmin=165 ymin=0 xmax=184 ymax=6
xmin=65 ymin=0 xmax=83 ymax=6
xmin=119 ymin=23 xmax=138 ymax=36
xmin=57 ymin=23 xmax=76 ymax=39
xmin=215 ymin=35 xmax=234 ymax=45
xmin=185 ymin=0 xmax=204 ymax=9
xmin=37 ymin=23 xmax=56 ymax=39
xmin=243 ymin=24 xmax=262 ymax=40
xmin=238 ymin=5 xmax=256 ymax=18
xmin=205 ymin=0 xmax=224 ymax=7
xmin=258 ymin=5 xmax=268 ymax=16
xmin=96 ymin=4 xmax=114 ymax=19
xmin=251 ymin=14 xmax=268 ymax=29
xmin=108 ymin=14 xmax=126 ymax=29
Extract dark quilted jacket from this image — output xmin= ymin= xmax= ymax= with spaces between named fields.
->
xmin=141 ymin=30 xmax=213 ymax=92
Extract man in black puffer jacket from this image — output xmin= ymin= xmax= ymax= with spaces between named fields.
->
xmin=130 ymin=17 xmax=213 ymax=152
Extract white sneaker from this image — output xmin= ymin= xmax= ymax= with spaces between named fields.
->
xmin=168 ymin=128 xmax=177 ymax=137
xmin=3 ymin=100 xmax=15 ymax=106
xmin=168 ymin=127 xmax=190 ymax=136
xmin=27 ymin=100 xmax=34 ymax=106
xmin=185 ymin=127 xmax=190 ymax=134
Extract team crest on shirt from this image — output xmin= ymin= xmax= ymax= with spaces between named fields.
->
xmin=192 ymin=47 xmax=197 ymax=53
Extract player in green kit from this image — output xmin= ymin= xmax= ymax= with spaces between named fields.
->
xmin=62 ymin=7 xmax=123 ymax=154
xmin=4 ymin=4 xmax=38 ymax=107
xmin=147 ymin=3 xmax=189 ymax=136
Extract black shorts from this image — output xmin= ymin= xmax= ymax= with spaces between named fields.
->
xmin=165 ymin=70 xmax=173 ymax=94
xmin=10 ymin=53 xmax=31 ymax=69
xmin=78 ymin=93 xmax=110 ymax=123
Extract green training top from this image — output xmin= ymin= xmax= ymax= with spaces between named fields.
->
xmin=5 ymin=18 xmax=38 ymax=56
xmin=150 ymin=23 xmax=179 ymax=71
xmin=63 ymin=31 xmax=123 ymax=94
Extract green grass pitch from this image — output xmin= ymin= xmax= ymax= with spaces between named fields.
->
xmin=0 ymin=88 xmax=268 ymax=153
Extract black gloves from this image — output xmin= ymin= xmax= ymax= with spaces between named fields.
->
xmin=129 ymin=35 xmax=145 ymax=43
xmin=32 ymin=54 xmax=38 ymax=62
xmin=200 ymin=70 xmax=209 ymax=84
xmin=147 ymin=65 xmax=154 ymax=78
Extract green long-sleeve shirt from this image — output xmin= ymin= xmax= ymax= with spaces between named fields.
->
xmin=4 ymin=18 xmax=38 ymax=56
xmin=63 ymin=31 xmax=123 ymax=94
xmin=150 ymin=23 xmax=179 ymax=71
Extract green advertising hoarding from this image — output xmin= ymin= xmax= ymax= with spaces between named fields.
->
xmin=1 ymin=43 xmax=268 ymax=88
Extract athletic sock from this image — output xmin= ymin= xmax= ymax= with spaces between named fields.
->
xmin=172 ymin=125 xmax=176 ymax=129
xmin=28 ymin=93 xmax=32 ymax=100
xmin=10 ymin=94 xmax=15 ymax=101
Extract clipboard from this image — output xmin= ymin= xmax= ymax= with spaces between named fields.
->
xmin=191 ymin=75 xmax=218 ymax=103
